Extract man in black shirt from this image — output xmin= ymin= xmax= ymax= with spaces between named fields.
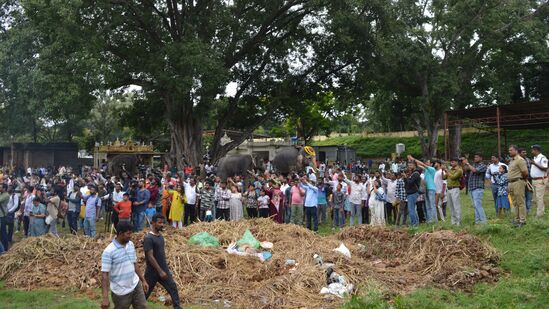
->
xmin=404 ymin=161 xmax=422 ymax=227
xmin=144 ymin=214 xmax=181 ymax=309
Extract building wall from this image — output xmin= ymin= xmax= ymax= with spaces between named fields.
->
xmin=1 ymin=143 xmax=79 ymax=169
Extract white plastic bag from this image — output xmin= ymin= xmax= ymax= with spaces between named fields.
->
xmin=333 ymin=243 xmax=351 ymax=258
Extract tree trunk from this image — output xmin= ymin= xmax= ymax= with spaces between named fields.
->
xmin=416 ymin=120 xmax=440 ymax=159
xmin=448 ymin=124 xmax=462 ymax=159
xmin=168 ymin=115 xmax=203 ymax=171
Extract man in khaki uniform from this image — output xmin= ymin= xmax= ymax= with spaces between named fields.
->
xmin=508 ymin=145 xmax=529 ymax=227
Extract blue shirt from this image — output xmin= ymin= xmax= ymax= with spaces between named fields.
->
xmin=300 ymin=183 xmax=318 ymax=207
xmin=424 ymin=166 xmax=436 ymax=191
xmin=135 ymin=189 xmax=150 ymax=213
xmin=84 ymin=194 xmax=102 ymax=218
xmin=317 ymin=186 xmax=327 ymax=205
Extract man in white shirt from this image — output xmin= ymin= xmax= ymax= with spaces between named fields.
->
xmin=379 ymin=162 xmax=386 ymax=173
xmin=383 ymin=173 xmax=397 ymax=224
xmin=344 ymin=174 xmax=364 ymax=226
xmin=6 ymin=186 xmax=20 ymax=245
xmin=391 ymin=161 xmax=399 ymax=174
xmin=530 ymin=145 xmax=548 ymax=218
xmin=434 ymin=161 xmax=447 ymax=221
xmin=485 ymin=155 xmax=507 ymax=213
xmin=184 ymin=178 xmax=198 ymax=225
xmin=361 ymin=175 xmax=369 ymax=224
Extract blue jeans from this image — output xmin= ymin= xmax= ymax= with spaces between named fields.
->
xmin=425 ymin=190 xmax=437 ymax=223
xmin=350 ymin=203 xmax=362 ymax=226
xmin=83 ymin=218 xmax=96 ymax=237
xmin=0 ymin=216 xmax=9 ymax=251
xmin=470 ymin=189 xmax=487 ymax=224
xmin=284 ymin=204 xmax=292 ymax=224
xmin=525 ymin=190 xmax=533 ymax=213
xmin=407 ymin=193 xmax=419 ymax=226
xmin=304 ymin=207 xmax=318 ymax=231
xmin=317 ymin=203 xmax=327 ymax=224
xmin=333 ymin=208 xmax=345 ymax=228
xmin=67 ymin=211 xmax=79 ymax=234
xmin=491 ymin=184 xmax=499 ymax=213
xmin=132 ymin=211 xmax=146 ymax=232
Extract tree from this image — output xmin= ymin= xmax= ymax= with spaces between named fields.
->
xmin=332 ymin=0 xmax=548 ymax=158
xmin=280 ymin=92 xmax=348 ymax=143
xmin=0 ymin=1 xmax=96 ymax=143
xmin=18 ymin=0 xmax=331 ymax=168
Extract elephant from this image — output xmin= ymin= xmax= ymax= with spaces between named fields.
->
xmin=107 ymin=154 xmax=139 ymax=178
xmin=216 ymin=154 xmax=260 ymax=180
xmin=272 ymin=146 xmax=316 ymax=175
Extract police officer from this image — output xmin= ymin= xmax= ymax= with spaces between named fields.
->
xmin=508 ymin=145 xmax=529 ymax=227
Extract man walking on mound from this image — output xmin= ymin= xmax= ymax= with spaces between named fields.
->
xmin=144 ymin=214 xmax=182 ymax=309
xmin=101 ymin=221 xmax=148 ymax=309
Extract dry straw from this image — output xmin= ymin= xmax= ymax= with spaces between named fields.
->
xmin=0 ymin=219 xmax=500 ymax=308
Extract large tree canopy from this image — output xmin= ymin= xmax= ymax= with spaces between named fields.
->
xmin=345 ymin=0 xmax=548 ymax=158
xmin=17 ymin=0 xmax=335 ymax=167
xmin=1 ymin=0 xmax=546 ymax=162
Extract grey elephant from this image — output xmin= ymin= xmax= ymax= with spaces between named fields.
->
xmin=216 ymin=154 xmax=259 ymax=180
xmin=272 ymin=147 xmax=315 ymax=175
xmin=108 ymin=154 xmax=139 ymax=177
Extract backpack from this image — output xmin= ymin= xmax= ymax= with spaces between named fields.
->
xmin=58 ymin=200 xmax=68 ymax=219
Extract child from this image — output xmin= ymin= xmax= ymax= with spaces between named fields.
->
xmin=495 ymin=165 xmax=511 ymax=217
xmin=113 ymin=193 xmax=132 ymax=224
xmin=145 ymin=204 xmax=156 ymax=226
xmin=200 ymin=181 xmax=215 ymax=222
xmin=257 ymin=189 xmax=270 ymax=218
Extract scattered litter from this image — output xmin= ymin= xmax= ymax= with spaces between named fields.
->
xmin=187 ymin=232 xmax=220 ymax=247
xmin=0 ymin=219 xmax=500 ymax=309
xmin=313 ymin=254 xmax=323 ymax=265
xmin=320 ymin=282 xmax=354 ymax=298
xmin=285 ymin=259 xmax=296 ymax=266
xmin=320 ymin=267 xmax=353 ymax=298
xmin=333 ymin=243 xmax=351 ymax=258
xmin=226 ymin=242 xmax=272 ymax=262
xmin=236 ymin=229 xmax=260 ymax=249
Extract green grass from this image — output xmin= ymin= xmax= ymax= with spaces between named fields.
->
xmin=1 ymin=191 xmax=548 ymax=308
xmin=345 ymin=190 xmax=549 ymax=309
xmin=0 ymin=283 xmax=168 ymax=309
xmin=314 ymin=129 xmax=549 ymax=158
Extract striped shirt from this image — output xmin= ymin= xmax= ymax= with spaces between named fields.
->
xmin=101 ymin=239 xmax=139 ymax=296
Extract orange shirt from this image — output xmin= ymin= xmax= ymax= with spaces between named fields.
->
xmin=114 ymin=201 xmax=132 ymax=219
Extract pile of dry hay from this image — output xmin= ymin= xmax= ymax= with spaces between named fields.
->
xmin=0 ymin=219 xmax=500 ymax=308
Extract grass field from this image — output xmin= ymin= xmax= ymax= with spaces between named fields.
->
xmin=1 ymin=190 xmax=548 ymax=309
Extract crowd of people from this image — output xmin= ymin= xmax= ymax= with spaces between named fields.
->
xmin=0 ymin=144 xmax=546 ymax=254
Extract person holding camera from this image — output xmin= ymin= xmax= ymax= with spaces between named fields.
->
xmin=443 ymin=158 xmax=463 ymax=226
